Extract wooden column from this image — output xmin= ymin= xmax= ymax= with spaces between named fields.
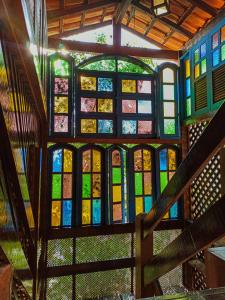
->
xmin=205 ymin=247 xmax=225 ymax=288
xmin=0 ymin=264 xmax=13 ymax=300
xmin=113 ymin=20 xmax=121 ymax=47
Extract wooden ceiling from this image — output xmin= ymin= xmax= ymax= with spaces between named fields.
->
xmin=46 ymin=0 xmax=225 ymax=50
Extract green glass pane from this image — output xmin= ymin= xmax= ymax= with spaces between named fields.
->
xmin=52 ymin=174 xmax=62 ymax=199
xmin=194 ymin=49 xmax=199 ymax=63
xmin=112 ymin=168 xmax=121 ymax=184
xmin=53 ymin=59 xmax=69 ymax=76
xmin=164 ymin=119 xmax=176 ymax=135
xmin=82 ymin=174 xmax=91 ymax=198
xmin=160 ymin=172 xmax=168 ymax=193
xmin=135 ymin=173 xmax=143 ymax=196
xmin=186 ymin=97 xmax=191 ymax=117
xmin=201 ymin=58 xmax=206 ymax=74
xmin=222 ymin=44 xmax=225 ymax=61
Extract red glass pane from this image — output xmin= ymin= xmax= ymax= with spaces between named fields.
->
xmin=112 ymin=150 xmax=121 ymax=166
xmin=113 ymin=204 xmax=122 ymax=221
xmin=82 ymin=150 xmax=91 ymax=172
xmin=137 ymin=80 xmax=152 ymax=94
xmin=81 ymin=97 xmax=96 ymax=112
xmin=138 ymin=120 xmax=152 ymax=134
xmin=63 ymin=174 xmax=72 ymax=198
xmin=54 ymin=115 xmax=68 ymax=132
xmin=122 ymin=100 xmax=136 ymax=113
xmin=134 ymin=150 xmax=142 ymax=171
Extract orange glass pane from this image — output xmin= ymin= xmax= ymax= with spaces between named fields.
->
xmin=92 ymin=174 xmax=101 ymax=197
xmin=169 ymin=171 xmax=175 ymax=180
xmin=168 ymin=149 xmax=176 ymax=170
xmin=82 ymin=150 xmax=91 ymax=172
xmin=163 ymin=212 xmax=169 ymax=219
xmin=135 ymin=197 xmax=143 ymax=215
xmin=221 ymin=25 xmax=225 ymax=43
xmin=82 ymin=200 xmax=91 ymax=224
xmin=63 ymin=149 xmax=72 ymax=172
xmin=113 ymin=185 xmax=122 ymax=202
xmin=122 ymin=80 xmax=136 ymax=93
xmin=185 ymin=60 xmax=190 ymax=78
xmin=134 ymin=150 xmax=142 ymax=171
xmin=92 ymin=150 xmax=101 ymax=172
xmin=112 ymin=150 xmax=121 ymax=166
xmin=80 ymin=76 xmax=96 ymax=91
xmin=113 ymin=204 xmax=122 ymax=222
xmin=63 ymin=174 xmax=72 ymax=198
xmin=144 ymin=172 xmax=152 ymax=195
xmin=51 ymin=201 xmax=61 ymax=226
xmin=143 ymin=149 xmax=151 ymax=171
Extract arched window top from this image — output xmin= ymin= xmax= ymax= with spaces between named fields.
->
xmin=163 ymin=67 xmax=175 ymax=83
xmin=50 ymin=54 xmax=73 ymax=77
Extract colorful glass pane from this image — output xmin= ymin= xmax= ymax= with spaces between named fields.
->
xmin=81 ymin=119 xmax=96 ymax=133
xmin=186 ymin=97 xmax=191 ymax=117
xmin=138 ymin=100 xmax=152 ymax=114
xmin=213 ymin=49 xmax=220 ymax=67
xmin=186 ymin=78 xmax=191 ymax=97
xmin=82 ymin=150 xmax=91 ymax=172
xmin=134 ymin=150 xmax=142 ymax=171
xmin=93 ymin=199 xmax=101 ymax=224
xmin=54 ymin=115 xmax=68 ymax=133
xmin=82 ymin=174 xmax=91 ymax=198
xmin=82 ymin=200 xmax=91 ymax=224
xmin=52 ymin=174 xmax=61 ymax=199
xmin=53 ymin=149 xmax=62 ymax=172
xmin=53 ymin=59 xmax=69 ymax=76
xmin=113 ymin=204 xmax=122 ymax=221
xmin=122 ymin=100 xmax=136 ymax=113
xmin=143 ymin=149 xmax=151 ymax=171
xmin=137 ymin=80 xmax=152 ymax=93
xmin=92 ymin=174 xmax=101 ymax=197
xmin=170 ymin=203 xmax=178 ymax=218
xmin=135 ymin=173 xmax=143 ymax=195
xmin=98 ymin=99 xmax=113 ymax=113
xmin=112 ymin=150 xmax=121 ymax=166
xmin=195 ymin=64 xmax=200 ymax=78
xmin=162 ymin=68 xmax=174 ymax=83
xmin=169 ymin=171 xmax=175 ymax=180
xmin=98 ymin=78 xmax=113 ymax=92
xmin=212 ymin=32 xmax=219 ymax=49
xmin=185 ymin=60 xmax=190 ymax=78
xmin=80 ymin=76 xmax=96 ymax=91
xmin=144 ymin=172 xmax=151 ymax=194
xmin=81 ymin=98 xmax=96 ymax=112
xmin=92 ymin=150 xmax=101 ymax=172
xmin=51 ymin=201 xmax=61 ymax=226
xmin=63 ymin=150 xmax=72 ymax=172
xmin=160 ymin=149 xmax=167 ymax=171
xmin=164 ymin=119 xmax=175 ymax=135
xmin=160 ymin=172 xmax=168 ymax=192
xmin=201 ymin=58 xmax=207 ymax=74
xmin=221 ymin=25 xmax=225 ymax=43
xmin=222 ymin=44 xmax=225 ymax=61
xmin=168 ymin=149 xmax=176 ymax=170
xmin=194 ymin=49 xmax=200 ymax=63
xmin=138 ymin=120 xmax=152 ymax=134
xmin=54 ymin=96 xmax=68 ymax=113
xmin=163 ymin=102 xmax=175 ymax=118
xmin=62 ymin=200 xmax=72 ymax=226
xmin=163 ymin=85 xmax=174 ymax=100
xmin=112 ymin=168 xmax=121 ymax=184
xmin=63 ymin=174 xmax=72 ymax=198
xmin=54 ymin=78 xmax=68 ymax=94
xmin=135 ymin=197 xmax=143 ymax=215
xmin=113 ymin=186 xmax=122 ymax=202
xmin=122 ymin=120 xmax=136 ymax=134
xmin=144 ymin=196 xmax=152 ymax=213
xmin=200 ymin=43 xmax=206 ymax=58
xmin=98 ymin=120 xmax=113 ymax=134
xmin=122 ymin=80 xmax=136 ymax=93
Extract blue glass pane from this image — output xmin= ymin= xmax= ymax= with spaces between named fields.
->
xmin=138 ymin=100 xmax=152 ymax=114
xmin=122 ymin=120 xmax=136 ymax=134
xmin=200 ymin=43 xmax=206 ymax=58
xmin=213 ymin=49 xmax=220 ymax=67
xmin=53 ymin=149 xmax=62 ymax=172
xmin=144 ymin=196 xmax=152 ymax=213
xmin=98 ymin=78 xmax=113 ymax=92
xmin=93 ymin=199 xmax=101 ymax=224
xmin=160 ymin=149 xmax=167 ymax=171
xmin=170 ymin=202 xmax=178 ymax=218
xmin=98 ymin=120 xmax=113 ymax=134
xmin=186 ymin=78 xmax=191 ymax=97
xmin=62 ymin=200 xmax=72 ymax=226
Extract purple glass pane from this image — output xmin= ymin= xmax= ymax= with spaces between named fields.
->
xmin=54 ymin=78 xmax=68 ymax=94
xmin=122 ymin=100 xmax=136 ymax=113
xmin=81 ymin=97 xmax=96 ymax=112
xmin=137 ymin=80 xmax=152 ymax=94
xmin=138 ymin=120 xmax=152 ymax=134
xmin=54 ymin=115 xmax=68 ymax=132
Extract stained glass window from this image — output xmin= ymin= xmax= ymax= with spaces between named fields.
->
xmin=122 ymin=120 xmax=137 ymax=134
xmin=98 ymin=78 xmax=113 ymax=92
xmin=137 ymin=80 xmax=152 ymax=93
xmin=222 ymin=44 xmax=225 ymax=61
xmin=122 ymin=100 xmax=136 ymax=113
xmin=221 ymin=25 xmax=225 ymax=43
xmin=185 ymin=60 xmax=190 ymax=78
xmin=212 ymin=32 xmax=219 ymax=49
xmin=81 ymin=148 xmax=102 ymax=225
xmin=211 ymin=25 xmax=225 ymax=68
xmin=195 ymin=64 xmax=200 ymax=79
xmin=159 ymin=147 xmax=178 ymax=219
xmin=81 ymin=76 xmax=96 ymax=91
xmin=122 ymin=80 xmax=136 ymax=93
xmin=81 ymin=119 xmax=97 ymax=134
xmin=51 ymin=147 xmax=73 ymax=227
xmin=213 ymin=49 xmax=220 ymax=67
xmin=133 ymin=148 xmax=153 ymax=215
xmin=53 ymin=59 xmax=69 ymax=76
xmin=81 ymin=98 xmax=96 ymax=112
xmin=194 ymin=49 xmax=200 ymax=63
xmin=184 ymin=58 xmax=191 ymax=117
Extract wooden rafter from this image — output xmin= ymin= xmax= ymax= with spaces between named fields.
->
xmin=115 ymin=0 xmax=132 ymax=24
xmin=144 ymin=18 xmax=156 ymax=36
xmin=127 ymin=6 xmax=135 ymax=26
xmin=187 ymin=0 xmax=218 ymax=17
xmin=48 ymin=0 xmax=120 ymax=21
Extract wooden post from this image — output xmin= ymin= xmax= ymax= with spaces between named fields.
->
xmin=0 ymin=264 xmax=13 ymax=300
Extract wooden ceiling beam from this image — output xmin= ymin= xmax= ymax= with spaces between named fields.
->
xmin=132 ymin=1 xmax=193 ymax=39
xmin=187 ymin=0 xmax=218 ymax=17
xmin=115 ymin=0 xmax=132 ymax=24
xmin=48 ymin=0 xmax=120 ymax=21
xmin=127 ymin=6 xmax=135 ymax=26
xmin=48 ymin=37 xmax=179 ymax=60
xmin=144 ymin=18 xmax=156 ymax=36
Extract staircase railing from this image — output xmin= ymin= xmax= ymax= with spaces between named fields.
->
xmin=136 ymin=101 xmax=225 ymax=298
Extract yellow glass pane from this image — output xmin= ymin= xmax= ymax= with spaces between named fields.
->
xmin=63 ymin=149 xmax=72 ymax=172
xmin=83 ymin=150 xmax=91 ymax=172
xmin=113 ymin=185 xmax=122 ymax=202
xmin=80 ymin=76 xmax=96 ymax=91
xmin=134 ymin=150 xmax=142 ymax=171
xmin=51 ymin=201 xmax=61 ymax=226
xmin=168 ymin=149 xmax=176 ymax=170
xmin=82 ymin=200 xmax=91 ymax=224
xmin=54 ymin=96 xmax=68 ymax=113
xmin=92 ymin=150 xmax=101 ymax=172
xmin=163 ymin=211 xmax=169 ymax=219
xmin=122 ymin=80 xmax=136 ymax=93
xmin=144 ymin=172 xmax=152 ymax=195
xmin=98 ymin=99 xmax=113 ymax=113
xmin=92 ymin=174 xmax=101 ymax=197
xmin=185 ymin=60 xmax=190 ymax=78
xmin=81 ymin=119 xmax=96 ymax=133
xmin=135 ymin=197 xmax=143 ymax=215
xmin=195 ymin=64 xmax=200 ymax=79
xmin=143 ymin=149 xmax=151 ymax=171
